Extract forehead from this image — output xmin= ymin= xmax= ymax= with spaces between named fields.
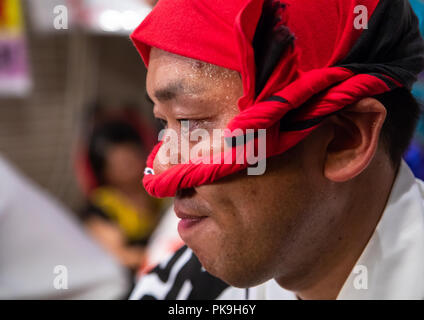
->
xmin=146 ymin=48 xmax=240 ymax=95
xmin=148 ymin=48 xmax=229 ymax=76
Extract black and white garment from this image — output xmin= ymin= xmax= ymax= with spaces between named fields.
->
xmin=129 ymin=246 xmax=248 ymax=300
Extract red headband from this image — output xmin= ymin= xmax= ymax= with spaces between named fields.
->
xmin=131 ymin=0 xmax=424 ymax=197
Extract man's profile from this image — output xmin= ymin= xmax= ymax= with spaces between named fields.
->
xmin=129 ymin=0 xmax=424 ymax=300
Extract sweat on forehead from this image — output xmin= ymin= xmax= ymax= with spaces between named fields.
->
xmin=147 ymin=48 xmax=242 ymax=103
xmin=149 ymin=48 xmax=240 ymax=81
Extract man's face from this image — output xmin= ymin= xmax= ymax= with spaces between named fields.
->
xmin=146 ymin=48 xmax=343 ymax=288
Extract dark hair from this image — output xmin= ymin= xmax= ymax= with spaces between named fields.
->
xmin=88 ymin=121 xmax=144 ymax=185
xmin=253 ymin=1 xmax=294 ymax=96
xmin=374 ymin=87 xmax=421 ymax=167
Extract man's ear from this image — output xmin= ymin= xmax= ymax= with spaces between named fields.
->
xmin=324 ymin=97 xmax=387 ymax=182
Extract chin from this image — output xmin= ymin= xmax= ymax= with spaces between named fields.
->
xmin=191 ymin=245 xmax=270 ymax=288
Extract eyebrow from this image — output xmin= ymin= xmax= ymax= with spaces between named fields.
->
xmin=149 ymin=80 xmax=204 ymax=103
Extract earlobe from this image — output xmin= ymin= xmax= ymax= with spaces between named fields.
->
xmin=324 ymin=98 xmax=387 ymax=182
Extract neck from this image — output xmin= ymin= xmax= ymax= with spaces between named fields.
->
xmin=295 ymin=156 xmax=397 ymax=300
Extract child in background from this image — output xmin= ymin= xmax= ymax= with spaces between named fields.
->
xmin=75 ymin=104 xmax=166 ymax=274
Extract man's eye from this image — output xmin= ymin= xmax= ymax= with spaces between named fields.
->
xmin=178 ymin=119 xmax=207 ymax=130
xmin=156 ymin=118 xmax=207 ymax=130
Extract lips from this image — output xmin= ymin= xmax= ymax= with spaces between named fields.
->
xmin=178 ymin=216 xmax=206 ymax=232
xmin=174 ymin=199 xmax=209 ymax=235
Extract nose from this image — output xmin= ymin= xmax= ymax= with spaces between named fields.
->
xmin=152 ymin=127 xmax=185 ymax=175
xmin=175 ymin=187 xmax=196 ymax=199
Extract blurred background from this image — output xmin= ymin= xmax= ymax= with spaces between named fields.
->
xmin=0 ymin=0 xmax=423 ymax=299
xmin=0 ymin=0 xmax=183 ymax=300
xmin=406 ymin=0 xmax=424 ymax=178
xmin=0 ymin=0 xmax=155 ymax=211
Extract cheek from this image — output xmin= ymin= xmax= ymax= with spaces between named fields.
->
xmin=195 ymin=172 xmax=295 ymax=245
xmin=195 ymin=176 xmax=250 ymax=228
xmin=191 ymin=174 xmax=308 ymax=287
xmin=197 ymin=170 xmax=295 ymax=223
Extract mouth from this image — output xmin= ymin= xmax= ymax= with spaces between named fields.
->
xmin=174 ymin=199 xmax=210 ymax=237
xmin=177 ymin=216 xmax=208 ymax=233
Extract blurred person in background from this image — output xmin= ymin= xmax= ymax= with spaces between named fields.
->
xmin=75 ymin=103 xmax=166 ymax=276
xmin=0 ymin=154 xmax=129 ymax=299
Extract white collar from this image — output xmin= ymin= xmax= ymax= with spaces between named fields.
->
xmin=337 ymin=160 xmax=424 ymax=299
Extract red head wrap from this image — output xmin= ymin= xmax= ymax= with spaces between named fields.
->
xmin=131 ymin=0 xmax=424 ymax=197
